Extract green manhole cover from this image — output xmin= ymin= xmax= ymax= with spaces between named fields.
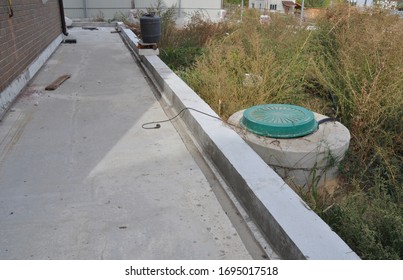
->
xmin=240 ymin=104 xmax=318 ymax=138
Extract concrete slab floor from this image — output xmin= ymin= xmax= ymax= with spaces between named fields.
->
xmin=0 ymin=28 xmax=251 ymax=260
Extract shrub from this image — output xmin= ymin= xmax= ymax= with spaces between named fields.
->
xmin=321 ymin=185 xmax=403 ymax=259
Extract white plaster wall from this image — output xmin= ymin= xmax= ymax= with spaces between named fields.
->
xmin=64 ymin=0 xmax=223 ymax=20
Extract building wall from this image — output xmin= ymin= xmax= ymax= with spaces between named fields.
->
xmin=178 ymin=0 xmax=222 ymax=18
xmin=136 ymin=0 xmax=223 ymax=22
xmin=249 ymin=0 xmax=286 ymax=13
xmin=249 ymin=0 xmax=267 ymax=9
xmin=64 ymin=0 xmax=132 ymax=19
xmin=135 ymin=0 xmax=221 ymax=10
xmin=63 ymin=0 xmax=223 ymax=20
xmin=355 ymin=0 xmax=373 ymax=6
xmin=0 ymin=0 xmax=63 ymax=114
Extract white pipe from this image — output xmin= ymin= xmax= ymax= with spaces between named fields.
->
xmin=241 ymin=0 xmax=244 ymax=21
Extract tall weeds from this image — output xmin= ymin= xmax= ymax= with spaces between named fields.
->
xmin=159 ymin=12 xmax=234 ymax=71
xmin=310 ymin=5 xmax=403 ymax=259
xmin=159 ymin=5 xmax=403 ymax=259
xmin=185 ymin=11 xmax=329 ymax=119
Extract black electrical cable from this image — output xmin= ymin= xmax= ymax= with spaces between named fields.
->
xmin=142 ymin=107 xmax=340 ymax=130
xmin=141 ymin=107 xmax=223 ymax=129
xmin=318 ymin=117 xmax=339 ymax=125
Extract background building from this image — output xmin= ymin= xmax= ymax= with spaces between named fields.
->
xmin=249 ymin=0 xmax=291 ymax=13
xmin=63 ymin=0 xmax=224 ymax=22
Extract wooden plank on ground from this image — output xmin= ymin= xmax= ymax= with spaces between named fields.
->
xmin=45 ymin=75 xmax=71 ymax=91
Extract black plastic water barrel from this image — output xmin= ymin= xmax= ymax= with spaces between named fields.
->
xmin=140 ymin=14 xmax=161 ymax=43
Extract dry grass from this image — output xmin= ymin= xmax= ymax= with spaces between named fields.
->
xmin=311 ymin=6 xmax=402 ymax=198
xmin=159 ymin=5 xmax=403 ymax=259
xmin=184 ymin=11 xmax=329 ymax=119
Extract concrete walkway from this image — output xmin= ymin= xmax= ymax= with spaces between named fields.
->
xmin=0 ymin=28 xmax=251 ymax=259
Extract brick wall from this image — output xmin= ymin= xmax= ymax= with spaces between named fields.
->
xmin=0 ymin=0 xmax=63 ymax=93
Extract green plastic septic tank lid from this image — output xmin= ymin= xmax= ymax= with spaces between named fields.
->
xmin=240 ymin=104 xmax=318 ymax=138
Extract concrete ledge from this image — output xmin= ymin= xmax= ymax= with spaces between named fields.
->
xmin=119 ymin=25 xmax=360 ymax=260
xmin=0 ymin=34 xmax=63 ymax=120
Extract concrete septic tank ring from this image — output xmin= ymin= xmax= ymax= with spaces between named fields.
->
xmin=229 ymin=107 xmax=350 ymax=189
xmin=241 ymin=104 xmax=318 ymax=138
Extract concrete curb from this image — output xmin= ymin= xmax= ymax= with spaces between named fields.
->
xmin=119 ymin=24 xmax=360 ymax=260
xmin=0 ymin=34 xmax=63 ymax=120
